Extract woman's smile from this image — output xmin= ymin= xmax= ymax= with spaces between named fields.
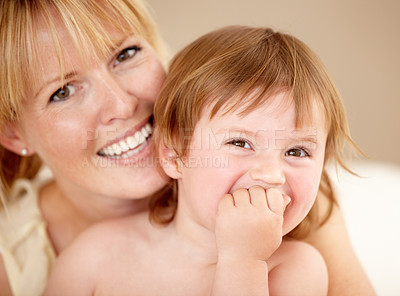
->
xmin=97 ymin=116 xmax=153 ymax=159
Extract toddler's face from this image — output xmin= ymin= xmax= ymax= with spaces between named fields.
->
xmin=175 ymin=91 xmax=328 ymax=235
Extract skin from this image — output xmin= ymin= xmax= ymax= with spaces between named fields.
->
xmin=0 ymin=257 xmax=11 ymax=296
xmin=0 ymin=11 xmax=376 ymax=296
xmin=44 ymin=92 xmax=330 ymax=295
xmin=304 ymin=195 xmax=377 ymax=295
xmin=172 ymin=93 xmax=326 ymax=237
xmin=0 ymin=14 xmax=168 ymax=294
xmin=16 ymin=19 xmax=168 ymax=206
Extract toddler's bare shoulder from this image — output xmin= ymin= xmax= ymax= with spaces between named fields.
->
xmin=268 ymin=238 xmax=326 ymax=270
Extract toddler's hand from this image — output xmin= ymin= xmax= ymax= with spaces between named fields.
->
xmin=215 ymin=186 xmax=290 ymax=262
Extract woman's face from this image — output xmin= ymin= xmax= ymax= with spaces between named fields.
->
xmin=16 ymin=19 xmax=168 ymax=200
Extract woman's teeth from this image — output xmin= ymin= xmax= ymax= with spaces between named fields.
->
xmin=98 ymin=123 xmax=152 ymax=158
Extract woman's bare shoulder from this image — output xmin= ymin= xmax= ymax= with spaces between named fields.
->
xmin=0 ymin=255 xmax=13 ymax=296
xmin=303 ymin=195 xmax=376 ymax=295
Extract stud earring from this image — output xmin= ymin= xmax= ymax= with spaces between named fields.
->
xmin=21 ymin=148 xmax=28 ymax=156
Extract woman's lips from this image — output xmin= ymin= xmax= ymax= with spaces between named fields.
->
xmin=97 ymin=119 xmax=153 ymax=158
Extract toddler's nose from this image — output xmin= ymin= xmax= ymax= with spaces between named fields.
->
xmin=249 ymin=162 xmax=286 ymax=186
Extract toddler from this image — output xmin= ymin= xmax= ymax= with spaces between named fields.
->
xmin=45 ymin=25 xmax=359 ymax=295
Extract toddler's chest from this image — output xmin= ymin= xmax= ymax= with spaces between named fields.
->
xmin=96 ymin=261 xmax=215 ymax=296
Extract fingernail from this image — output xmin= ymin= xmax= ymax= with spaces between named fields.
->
xmin=284 ymin=195 xmax=291 ymax=207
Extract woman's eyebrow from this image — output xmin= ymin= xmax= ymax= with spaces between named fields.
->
xmin=35 ymin=71 xmax=78 ymax=97
xmin=34 ymin=38 xmax=129 ymax=97
xmin=109 ymin=39 xmax=125 ymax=51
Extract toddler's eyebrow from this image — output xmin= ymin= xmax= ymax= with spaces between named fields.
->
xmin=214 ymin=127 xmax=257 ymax=138
xmin=290 ymin=136 xmax=318 ymax=144
xmin=214 ymin=127 xmax=320 ymax=144
xmin=277 ymin=129 xmax=319 ymax=144
xmin=274 ymin=134 xmax=319 ymax=148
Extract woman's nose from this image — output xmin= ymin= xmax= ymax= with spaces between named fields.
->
xmin=97 ymin=72 xmax=138 ymax=124
xmin=249 ymin=160 xmax=286 ymax=186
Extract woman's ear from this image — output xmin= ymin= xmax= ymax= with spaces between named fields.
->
xmin=0 ymin=124 xmax=35 ymax=156
xmin=158 ymin=142 xmax=182 ymax=180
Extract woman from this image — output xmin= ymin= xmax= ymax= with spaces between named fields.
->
xmin=0 ymin=0 xmax=375 ymax=295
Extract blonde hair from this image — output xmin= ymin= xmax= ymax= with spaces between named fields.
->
xmin=0 ymin=0 xmax=166 ymax=208
xmin=152 ymin=25 xmax=360 ymax=238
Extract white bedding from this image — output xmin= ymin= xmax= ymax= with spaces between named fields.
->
xmin=330 ymin=160 xmax=400 ymax=295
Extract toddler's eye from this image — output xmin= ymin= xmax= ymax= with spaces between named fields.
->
xmin=114 ymin=46 xmax=140 ymax=66
xmin=50 ymin=85 xmax=76 ymax=102
xmin=227 ymin=139 xmax=252 ymax=149
xmin=285 ymin=147 xmax=309 ymax=157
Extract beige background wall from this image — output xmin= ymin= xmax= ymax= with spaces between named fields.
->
xmin=147 ymin=0 xmax=400 ymax=165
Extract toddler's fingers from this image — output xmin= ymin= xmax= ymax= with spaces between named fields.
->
xmin=283 ymin=194 xmax=291 ymax=207
xmin=218 ymin=194 xmax=235 ymax=212
xmin=231 ymin=188 xmax=251 ymax=207
xmin=248 ymin=186 xmax=268 ymax=209
xmin=266 ymin=188 xmax=285 ymax=215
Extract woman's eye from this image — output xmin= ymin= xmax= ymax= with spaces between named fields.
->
xmin=50 ymin=85 xmax=76 ymax=102
xmin=114 ymin=46 xmax=140 ymax=66
xmin=285 ymin=147 xmax=309 ymax=157
xmin=227 ymin=139 xmax=252 ymax=149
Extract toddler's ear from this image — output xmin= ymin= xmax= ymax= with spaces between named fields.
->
xmin=158 ymin=142 xmax=182 ymax=180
